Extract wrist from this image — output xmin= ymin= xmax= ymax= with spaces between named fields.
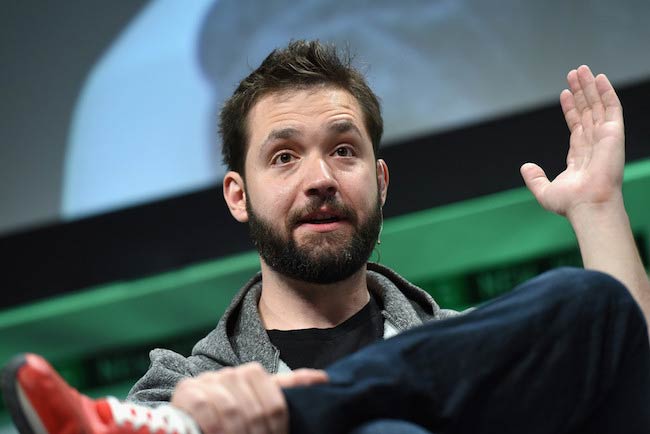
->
xmin=565 ymin=194 xmax=626 ymax=226
xmin=566 ymin=195 xmax=632 ymax=247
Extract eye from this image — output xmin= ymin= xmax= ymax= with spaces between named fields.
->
xmin=334 ymin=146 xmax=354 ymax=157
xmin=272 ymin=152 xmax=295 ymax=165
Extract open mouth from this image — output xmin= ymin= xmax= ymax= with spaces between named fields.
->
xmin=304 ymin=216 xmax=340 ymax=224
xmin=298 ymin=210 xmax=345 ymax=226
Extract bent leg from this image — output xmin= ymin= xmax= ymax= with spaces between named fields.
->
xmin=284 ymin=268 xmax=650 ymax=434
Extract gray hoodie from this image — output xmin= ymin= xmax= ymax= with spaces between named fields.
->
xmin=127 ymin=262 xmax=459 ymax=405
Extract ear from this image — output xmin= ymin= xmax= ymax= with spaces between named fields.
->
xmin=223 ymin=171 xmax=249 ymax=222
xmin=376 ymin=159 xmax=389 ymax=206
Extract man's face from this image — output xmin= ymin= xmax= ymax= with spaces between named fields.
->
xmin=233 ymin=86 xmax=388 ymax=284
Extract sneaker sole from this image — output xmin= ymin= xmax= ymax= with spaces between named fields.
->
xmin=2 ymin=354 xmax=42 ymax=434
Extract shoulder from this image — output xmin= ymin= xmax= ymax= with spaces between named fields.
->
xmin=126 ymin=275 xmax=268 ymax=406
xmin=126 ymin=348 xmax=225 ymax=406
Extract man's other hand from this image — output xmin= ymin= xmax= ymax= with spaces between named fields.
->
xmin=171 ymin=362 xmax=328 ymax=434
xmin=520 ymin=65 xmax=625 ymax=219
xmin=519 ymin=65 xmax=650 ymax=330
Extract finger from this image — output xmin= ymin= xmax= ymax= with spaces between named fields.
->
xmin=225 ymin=364 xmax=287 ymax=434
xmin=520 ymin=163 xmax=550 ymax=204
xmin=245 ymin=365 xmax=289 ymax=434
xmin=231 ymin=370 xmax=271 ymax=434
xmin=595 ymin=73 xmax=623 ymax=124
xmin=172 ymin=379 xmax=225 ymax=434
xmin=576 ymin=65 xmax=605 ymax=123
xmin=567 ymin=69 xmax=588 ymax=113
xmin=560 ymin=89 xmax=582 ymax=133
xmin=274 ymin=369 xmax=329 ymax=388
xmin=211 ymin=385 xmax=248 ymax=434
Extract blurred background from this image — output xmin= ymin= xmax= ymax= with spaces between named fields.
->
xmin=2 ymin=0 xmax=650 ymax=431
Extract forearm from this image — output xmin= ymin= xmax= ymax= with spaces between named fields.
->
xmin=568 ymin=196 xmax=650 ymax=326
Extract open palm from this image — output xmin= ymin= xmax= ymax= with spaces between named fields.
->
xmin=520 ymin=65 xmax=625 ymax=217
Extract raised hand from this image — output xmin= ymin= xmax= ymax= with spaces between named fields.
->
xmin=520 ymin=65 xmax=625 ymax=219
xmin=519 ymin=65 xmax=650 ymax=329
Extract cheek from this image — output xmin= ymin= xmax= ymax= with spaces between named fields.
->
xmin=342 ymin=172 xmax=380 ymax=211
xmin=247 ymin=179 xmax=296 ymax=218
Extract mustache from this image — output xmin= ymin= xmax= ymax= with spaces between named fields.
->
xmin=287 ymin=196 xmax=358 ymax=228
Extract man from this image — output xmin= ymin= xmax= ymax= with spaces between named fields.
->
xmin=3 ymin=40 xmax=650 ymax=434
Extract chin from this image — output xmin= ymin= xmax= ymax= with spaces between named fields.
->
xmin=298 ymin=230 xmax=349 ymax=246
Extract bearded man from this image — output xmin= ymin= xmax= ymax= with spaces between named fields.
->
xmin=3 ymin=40 xmax=650 ymax=434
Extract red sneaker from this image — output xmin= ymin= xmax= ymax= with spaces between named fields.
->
xmin=1 ymin=354 xmax=201 ymax=434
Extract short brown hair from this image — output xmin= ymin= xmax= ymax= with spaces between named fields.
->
xmin=219 ymin=40 xmax=383 ymax=175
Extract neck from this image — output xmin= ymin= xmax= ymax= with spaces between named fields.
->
xmin=258 ymin=260 xmax=370 ymax=330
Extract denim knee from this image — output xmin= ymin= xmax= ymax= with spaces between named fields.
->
xmin=528 ymin=267 xmax=630 ymax=304
xmin=528 ymin=267 xmax=645 ymax=326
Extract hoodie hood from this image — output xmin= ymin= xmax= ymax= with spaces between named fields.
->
xmin=127 ymin=262 xmax=459 ymax=405
xmin=190 ymin=262 xmax=456 ymax=374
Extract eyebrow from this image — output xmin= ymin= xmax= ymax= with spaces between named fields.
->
xmin=258 ymin=121 xmax=364 ymax=154
xmin=328 ymin=120 xmax=363 ymax=138
xmin=259 ymin=127 xmax=302 ymax=153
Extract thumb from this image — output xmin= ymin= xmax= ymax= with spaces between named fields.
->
xmin=520 ymin=162 xmax=550 ymax=203
xmin=273 ymin=369 xmax=329 ymax=388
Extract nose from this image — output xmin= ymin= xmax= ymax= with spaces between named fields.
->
xmin=303 ymin=157 xmax=338 ymax=199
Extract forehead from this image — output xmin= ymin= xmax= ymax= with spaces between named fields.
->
xmin=246 ymin=86 xmax=368 ymax=144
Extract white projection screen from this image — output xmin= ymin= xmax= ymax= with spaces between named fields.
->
xmin=3 ymin=0 xmax=650 ymax=234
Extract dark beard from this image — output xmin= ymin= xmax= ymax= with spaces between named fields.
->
xmin=246 ymin=195 xmax=382 ymax=284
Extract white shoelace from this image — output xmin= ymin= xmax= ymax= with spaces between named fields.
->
xmin=107 ymin=397 xmax=202 ymax=434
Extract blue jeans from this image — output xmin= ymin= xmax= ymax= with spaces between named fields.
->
xmin=284 ymin=268 xmax=650 ymax=434
xmin=350 ymin=419 xmax=434 ymax=434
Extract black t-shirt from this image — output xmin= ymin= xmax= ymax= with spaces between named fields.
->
xmin=267 ymin=295 xmax=385 ymax=369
